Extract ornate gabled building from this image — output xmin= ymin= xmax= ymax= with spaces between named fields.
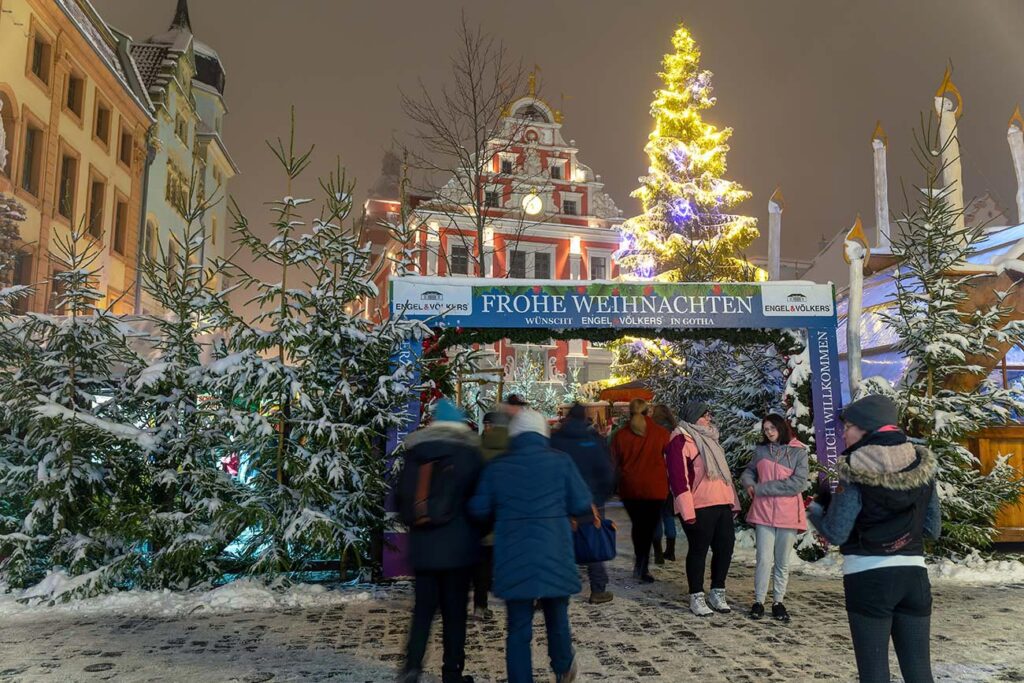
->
xmin=367 ymin=84 xmax=626 ymax=383
xmin=0 ymin=0 xmax=154 ymax=314
xmin=129 ymin=0 xmax=237 ymax=313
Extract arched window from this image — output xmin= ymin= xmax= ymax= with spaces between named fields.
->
xmin=0 ymin=91 xmax=16 ymax=178
xmin=515 ymin=103 xmax=551 ymax=123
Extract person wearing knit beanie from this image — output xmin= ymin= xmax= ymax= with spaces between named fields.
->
xmin=808 ymin=392 xmax=940 ymax=683
xmin=509 ymin=408 xmax=550 ymax=439
xmin=679 ymin=401 xmax=711 ymax=425
xmin=433 ymin=398 xmax=468 ymax=424
xmin=839 ymin=394 xmax=899 ymax=433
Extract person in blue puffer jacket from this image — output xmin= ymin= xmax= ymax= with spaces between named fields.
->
xmin=469 ymin=408 xmax=593 ymax=683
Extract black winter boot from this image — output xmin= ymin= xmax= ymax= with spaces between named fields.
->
xmin=653 ymin=538 xmax=665 ymax=565
xmin=637 ymin=555 xmax=655 ymax=583
xmin=664 ymin=537 xmax=676 ymax=561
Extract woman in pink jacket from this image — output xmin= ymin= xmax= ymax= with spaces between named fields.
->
xmin=665 ymin=401 xmax=740 ymax=617
xmin=739 ymin=414 xmax=809 ymax=623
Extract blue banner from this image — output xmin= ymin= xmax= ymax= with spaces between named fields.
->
xmin=808 ymin=327 xmax=846 ymax=481
xmin=390 ymin=277 xmax=837 ymax=331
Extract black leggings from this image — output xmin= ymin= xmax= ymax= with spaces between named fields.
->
xmin=622 ymin=499 xmax=662 ymax=574
xmin=472 ymin=545 xmax=493 ymax=609
xmin=844 ymin=566 xmax=934 ymax=683
xmin=681 ymin=503 xmax=735 ymax=594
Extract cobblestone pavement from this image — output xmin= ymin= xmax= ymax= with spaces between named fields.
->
xmin=2 ymin=507 xmax=1024 ymax=682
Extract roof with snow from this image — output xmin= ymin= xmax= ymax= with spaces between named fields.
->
xmin=128 ymin=0 xmax=226 ymax=101
xmin=129 ymin=43 xmax=172 ymax=93
xmin=837 ymin=221 xmax=1024 ymax=397
xmin=54 ymin=0 xmax=154 ymax=119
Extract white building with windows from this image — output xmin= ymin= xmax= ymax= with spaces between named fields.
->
xmin=128 ymin=0 xmax=237 ymax=313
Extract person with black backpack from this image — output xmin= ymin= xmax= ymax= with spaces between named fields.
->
xmin=808 ymin=395 xmax=941 ymax=683
xmin=395 ymin=399 xmax=484 ymax=683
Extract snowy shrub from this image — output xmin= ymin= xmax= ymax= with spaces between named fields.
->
xmin=0 ymin=228 xmax=151 ymax=596
xmin=210 ymin=115 xmax=428 ymax=577
xmin=127 ymin=179 xmax=244 ymax=590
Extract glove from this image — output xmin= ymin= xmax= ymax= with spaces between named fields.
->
xmin=814 ymin=486 xmax=833 ymax=510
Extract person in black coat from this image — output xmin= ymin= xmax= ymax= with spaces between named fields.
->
xmin=551 ymin=403 xmax=616 ymax=604
xmin=395 ymin=399 xmax=483 ymax=683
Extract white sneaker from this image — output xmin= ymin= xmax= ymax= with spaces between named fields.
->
xmin=707 ymin=588 xmax=731 ymax=613
xmin=689 ymin=592 xmax=714 ymax=617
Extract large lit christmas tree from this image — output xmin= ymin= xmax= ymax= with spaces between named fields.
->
xmin=617 ymin=24 xmax=759 ymax=282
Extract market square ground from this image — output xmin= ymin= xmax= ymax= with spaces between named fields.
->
xmin=1 ymin=507 xmax=1023 ymax=682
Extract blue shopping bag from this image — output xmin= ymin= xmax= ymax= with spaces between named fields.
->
xmin=573 ymin=506 xmax=617 ymax=564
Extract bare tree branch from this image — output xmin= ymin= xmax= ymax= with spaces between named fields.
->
xmin=399 ymin=10 xmax=555 ymax=276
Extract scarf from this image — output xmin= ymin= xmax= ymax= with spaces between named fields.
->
xmin=680 ymin=421 xmax=732 ymax=483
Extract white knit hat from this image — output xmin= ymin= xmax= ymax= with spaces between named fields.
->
xmin=508 ymin=408 xmax=550 ymax=439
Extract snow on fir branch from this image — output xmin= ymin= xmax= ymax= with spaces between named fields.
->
xmin=870 ymin=113 xmax=1024 ymax=554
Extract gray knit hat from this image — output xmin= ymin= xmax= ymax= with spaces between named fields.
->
xmin=839 ymin=394 xmax=899 ymax=432
xmin=680 ymin=401 xmax=711 ymax=424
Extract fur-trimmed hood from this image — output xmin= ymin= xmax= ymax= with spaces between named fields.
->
xmin=838 ymin=442 xmax=937 ymax=490
xmin=403 ymin=421 xmax=478 ymax=452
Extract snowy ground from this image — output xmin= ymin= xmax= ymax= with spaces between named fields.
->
xmin=1 ymin=507 xmax=1023 ymax=682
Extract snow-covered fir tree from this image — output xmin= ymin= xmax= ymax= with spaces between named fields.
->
xmin=488 ymin=349 xmax=563 ymax=417
xmin=212 ymin=117 xmax=427 ymax=576
xmin=874 ymin=119 xmax=1024 ymax=554
xmin=781 ymin=342 xmax=816 ymax=448
xmin=616 ymin=23 xmax=759 ymax=282
xmin=0 ymin=195 xmax=31 ymax=583
xmin=0 ymin=193 xmax=26 ymax=287
xmin=129 ymin=183 xmax=242 ymax=589
xmin=0 ymin=227 xmax=151 ymax=597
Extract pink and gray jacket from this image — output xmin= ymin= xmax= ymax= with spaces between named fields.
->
xmin=665 ymin=427 xmax=740 ymax=523
xmin=739 ymin=439 xmax=809 ymax=531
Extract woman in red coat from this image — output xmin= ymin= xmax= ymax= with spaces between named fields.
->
xmin=611 ymin=399 xmax=671 ymax=583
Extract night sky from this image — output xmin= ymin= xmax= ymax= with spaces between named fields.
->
xmin=93 ymin=0 xmax=1024 ymax=262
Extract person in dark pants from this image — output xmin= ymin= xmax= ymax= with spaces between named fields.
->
xmin=610 ymin=399 xmax=671 ymax=583
xmin=651 ymin=405 xmax=679 ymax=564
xmin=395 ymin=399 xmax=483 ymax=683
xmin=665 ymin=401 xmax=740 ymax=616
xmin=808 ymin=395 xmax=940 ymax=683
xmin=469 ymin=408 xmax=592 ymax=683
xmin=551 ymin=403 xmax=616 ymax=604
xmin=652 ymin=497 xmax=677 ymax=564
xmin=471 ymin=411 xmax=509 ymax=620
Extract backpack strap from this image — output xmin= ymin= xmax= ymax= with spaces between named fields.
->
xmin=413 ymin=461 xmax=434 ymax=526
